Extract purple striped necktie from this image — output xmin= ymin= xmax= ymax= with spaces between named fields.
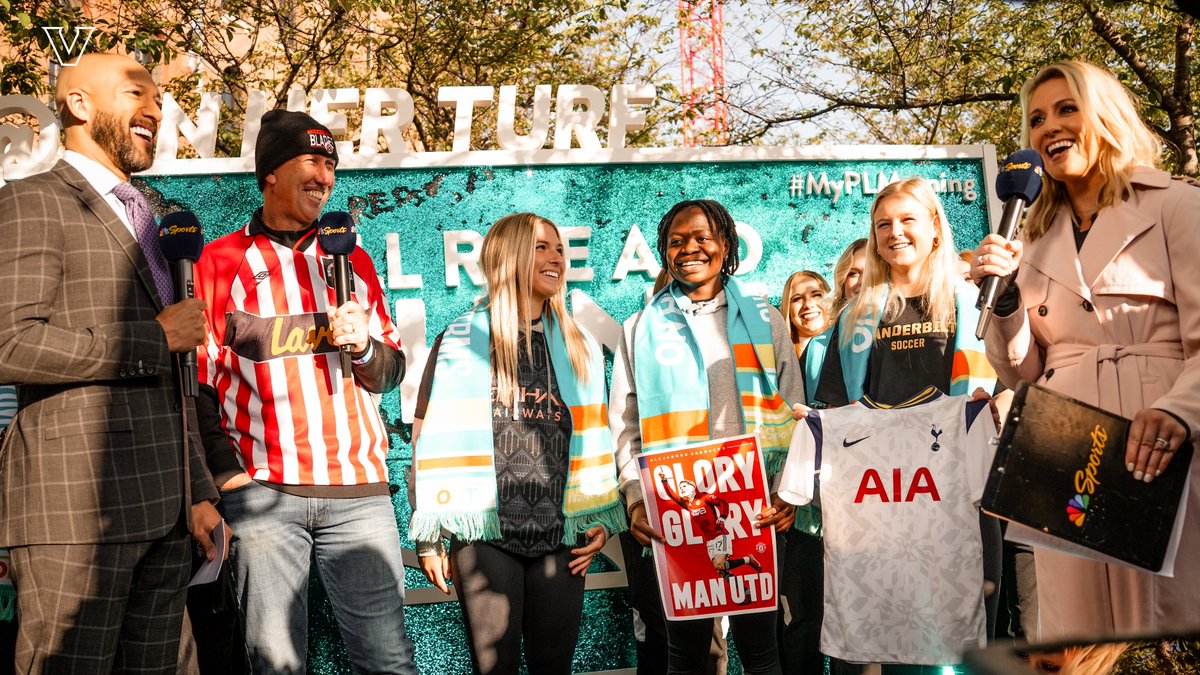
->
xmin=111 ymin=182 xmax=174 ymax=305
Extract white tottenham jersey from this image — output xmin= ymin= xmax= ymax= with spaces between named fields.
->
xmin=777 ymin=387 xmax=997 ymax=665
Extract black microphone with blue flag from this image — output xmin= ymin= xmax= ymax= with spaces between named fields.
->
xmin=316 ymin=212 xmax=358 ymax=373
xmin=975 ymin=149 xmax=1045 ymax=339
xmin=158 ymin=211 xmax=205 ymax=397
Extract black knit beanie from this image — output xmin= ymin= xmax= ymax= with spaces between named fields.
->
xmin=254 ymin=109 xmax=339 ymax=190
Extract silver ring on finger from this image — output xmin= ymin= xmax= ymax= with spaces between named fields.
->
xmin=1154 ymin=437 xmax=1170 ymax=450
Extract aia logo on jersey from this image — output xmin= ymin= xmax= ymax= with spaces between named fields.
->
xmin=930 ymin=426 xmax=943 ymax=452
xmin=854 ymin=467 xmax=941 ymax=503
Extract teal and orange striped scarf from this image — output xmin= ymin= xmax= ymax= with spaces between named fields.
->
xmin=408 ymin=308 xmax=625 ymax=546
xmin=633 ymin=278 xmax=796 ymax=475
xmin=827 ymin=282 xmax=997 ymax=402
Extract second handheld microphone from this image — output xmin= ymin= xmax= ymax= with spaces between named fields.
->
xmin=316 ymin=212 xmax=359 ymax=373
xmin=158 ymin=211 xmax=205 ymax=397
xmin=975 ymin=149 xmax=1045 ymax=339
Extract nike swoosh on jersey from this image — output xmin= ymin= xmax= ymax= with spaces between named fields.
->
xmin=843 ymin=436 xmax=869 ymax=447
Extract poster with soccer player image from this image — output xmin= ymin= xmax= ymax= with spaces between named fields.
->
xmin=636 ymin=434 xmax=777 ymax=621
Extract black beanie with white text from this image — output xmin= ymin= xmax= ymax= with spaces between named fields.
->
xmin=254 ymin=109 xmax=339 ymax=190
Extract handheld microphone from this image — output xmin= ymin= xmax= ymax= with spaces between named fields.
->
xmin=975 ymin=149 xmax=1044 ymax=339
xmin=316 ymin=212 xmax=358 ymax=373
xmin=158 ymin=211 xmax=204 ymax=397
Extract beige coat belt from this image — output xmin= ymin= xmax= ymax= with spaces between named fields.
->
xmin=1043 ymin=342 xmax=1184 ymax=415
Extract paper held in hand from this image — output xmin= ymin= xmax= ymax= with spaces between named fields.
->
xmin=636 ymin=434 xmax=777 ymax=621
xmin=189 ymin=518 xmax=229 ymax=587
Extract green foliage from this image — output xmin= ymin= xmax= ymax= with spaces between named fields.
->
xmin=1 ymin=1 xmax=79 ymax=96
xmin=727 ymin=0 xmax=1196 ymax=174
xmin=1 ymin=1 xmax=179 ymax=96
xmin=347 ymin=0 xmax=676 ymax=150
xmin=90 ymin=0 xmax=677 ymax=156
xmin=2 ymin=0 xmax=676 ymax=152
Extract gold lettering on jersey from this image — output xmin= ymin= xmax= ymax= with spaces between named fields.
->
xmin=271 ymin=319 xmax=336 ymax=356
xmin=225 ymin=310 xmax=340 ymax=362
xmin=1074 ymin=425 xmax=1108 ymax=495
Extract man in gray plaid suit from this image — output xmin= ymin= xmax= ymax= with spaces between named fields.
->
xmin=0 ymin=53 xmax=225 ymax=673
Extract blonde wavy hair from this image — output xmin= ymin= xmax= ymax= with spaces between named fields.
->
xmin=840 ymin=178 xmax=960 ymax=348
xmin=1019 ymin=60 xmax=1163 ymax=242
xmin=830 ymin=238 xmax=868 ymax=316
xmin=1061 ymin=642 xmax=1130 ymax=675
xmin=1028 ymin=642 xmax=1130 ymax=675
xmin=780 ymin=270 xmax=831 ymax=343
xmin=479 ymin=213 xmax=592 ymax=404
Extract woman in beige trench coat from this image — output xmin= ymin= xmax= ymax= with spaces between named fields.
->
xmin=970 ymin=60 xmax=1200 ymax=640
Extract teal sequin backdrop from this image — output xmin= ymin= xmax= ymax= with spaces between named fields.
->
xmin=142 ymin=151 xmax=997 ymax=674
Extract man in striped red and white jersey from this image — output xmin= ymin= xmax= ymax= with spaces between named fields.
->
xmin=193 ymin=110 xmax=417 ymax=674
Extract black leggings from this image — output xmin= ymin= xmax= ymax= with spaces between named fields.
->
xmin=450 ymin=539 xmax=585 ymax=675
xmin=777 ymin=527 xmax=825 ymax=674
xmin=620 ymin=532 xmax=728 ymax=675
xmin=666 ymin=608 xmax=780 ymax=675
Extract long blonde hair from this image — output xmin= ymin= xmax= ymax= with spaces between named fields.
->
xmin=840 ymin=179 xmax=960 ymax=348
xmin=479 ymin=213 xmax=592 ymax=404
xmin=780 ymin=270 xmax=831 ymax=343
xmin=830 ymin=238 xmax=867 ymax=315
xmin=1019 ymin=60 xmax=1163 ymax=242
xmin=1061 ymin=642 xmax=1129 ymax=675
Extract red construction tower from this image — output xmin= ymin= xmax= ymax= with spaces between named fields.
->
xmin=678 ymin=0 xmax=729 ymax=146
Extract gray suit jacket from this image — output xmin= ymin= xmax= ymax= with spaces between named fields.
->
xmin=0 ymin=160 xmax=217 ymax=546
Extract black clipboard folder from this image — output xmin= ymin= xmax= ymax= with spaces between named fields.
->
xmin=982 ymin=382 xmax=1192 ymax=573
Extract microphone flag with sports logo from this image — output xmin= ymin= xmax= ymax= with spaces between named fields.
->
xmin=637 ymin=434 xmax=777 ymax=621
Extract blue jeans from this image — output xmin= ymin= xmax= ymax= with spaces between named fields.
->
xmin=221 ymin=482 xmax=417 ymax=675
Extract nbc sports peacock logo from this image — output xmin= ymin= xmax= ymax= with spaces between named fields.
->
xmin=1067 ymin=493 xmax=1090 ymax=527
